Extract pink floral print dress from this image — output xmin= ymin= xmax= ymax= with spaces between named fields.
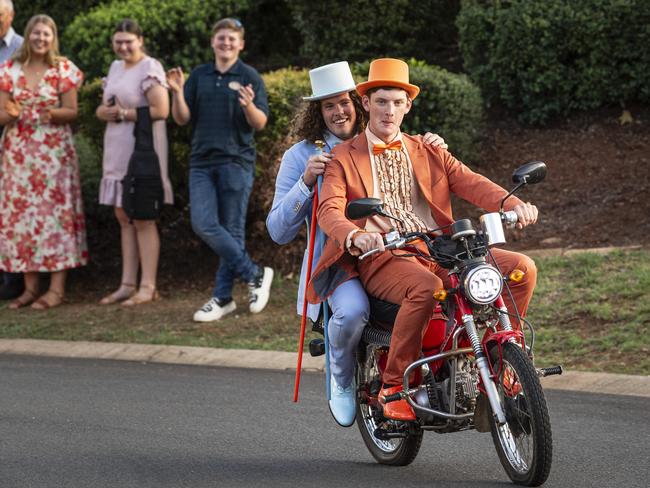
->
xmin=0 ymin=58 xmax=88 ymax=272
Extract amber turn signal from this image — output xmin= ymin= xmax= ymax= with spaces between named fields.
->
xmin=508 ymin=269 xmax=525 ymax=283
xmin=433 ymin=289 xmax=448 ymax=301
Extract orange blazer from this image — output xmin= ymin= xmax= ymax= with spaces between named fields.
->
xmin=306 ymin=132 xmax=523 ymax=304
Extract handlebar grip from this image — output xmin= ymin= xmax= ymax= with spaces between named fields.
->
xmin=502 ymin=210 xmax=518 ymax=226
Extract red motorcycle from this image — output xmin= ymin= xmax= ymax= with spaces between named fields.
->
xmin=343 ymin=161 xmax=560 ymax=486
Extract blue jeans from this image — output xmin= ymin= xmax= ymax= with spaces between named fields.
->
xmin=189 ymin=163 xmax=259 ymax=300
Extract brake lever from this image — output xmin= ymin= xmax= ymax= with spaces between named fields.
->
xmin=358 ymin=237 xmax=407 ymax=261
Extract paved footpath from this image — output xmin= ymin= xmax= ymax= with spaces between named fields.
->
xmin=0 ymin=338 xmax=648 ymax=398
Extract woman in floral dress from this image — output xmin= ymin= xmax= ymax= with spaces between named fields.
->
xmin=0 ymin=14 xmax=87 ymax=309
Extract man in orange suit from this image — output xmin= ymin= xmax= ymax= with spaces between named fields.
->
xmin=307 ymin=58 xmax=539 ymax=421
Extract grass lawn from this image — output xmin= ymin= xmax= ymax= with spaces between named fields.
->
xmin=2 ymin=249 xmax=648 ymax=375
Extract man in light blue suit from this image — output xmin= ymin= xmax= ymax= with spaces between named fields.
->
xmin=267 ymin=62 xmax=446 ymax=426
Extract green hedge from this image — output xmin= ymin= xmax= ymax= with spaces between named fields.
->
xmin=13 ymin=1 xmax=104 ymax=35
xmin=457 ymin=0 xmax=650 ymax=124
xmin=62 ymin=0 xmax=250 ymax=80
xmin=289 ymin=0 xmax=460 ymax=69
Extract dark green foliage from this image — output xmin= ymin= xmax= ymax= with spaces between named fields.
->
xmin=13 ymin=0 xmax=104 ymax=35
xmin=240 ymin=0 xmax=304 ymax=72
xmin=62 ymin=0 xmax=250 ymax=80
xmin=457 ymin=0 xmax=650 ymax=124
xmin=289 ymin=0 xmax=461 ymax=71
xmin=352 ymin=60 xmax=484 ymax=162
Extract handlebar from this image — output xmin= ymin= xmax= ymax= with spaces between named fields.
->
xmin=357 ymin=210 xmax=519 ymax=260
xmin=502 ymin=210 xmax=518 ymax=227
xmin=359 ymin=234 xmax=420 ymax=260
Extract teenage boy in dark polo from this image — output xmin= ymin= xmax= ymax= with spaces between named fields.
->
xmin=167 ymin=18 xmax=273 ymax=322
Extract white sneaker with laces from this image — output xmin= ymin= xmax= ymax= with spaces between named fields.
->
xmin=248 ymin=267 xmax=274 ymax=314
xmin=193 ymin=298 xmax=236 ymax=322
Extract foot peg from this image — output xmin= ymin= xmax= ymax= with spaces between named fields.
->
xmin=537 ymin=365 xmax=563 ymax=377
xmin=309 ymin=338 xmax=325 ymax=357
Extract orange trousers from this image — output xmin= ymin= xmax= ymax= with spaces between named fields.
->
xmin=357 ymin=247 xmax=537 ymax=385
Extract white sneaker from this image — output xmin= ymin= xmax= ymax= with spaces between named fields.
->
xmin=193 ymin=298 xmax=236 ymax=322
xmin=248 ymin=267 xmax=274 ymax=314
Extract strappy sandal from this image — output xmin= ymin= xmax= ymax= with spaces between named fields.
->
xmin=122 ymin=284 xmax=160 ymax=307
xmin=8 ymin=289 xmax=38 ymax=309
xmin=31 ymin=289 xmax=64 ymax=310
xmin=99 ymin=283 xmax=137 ymax=305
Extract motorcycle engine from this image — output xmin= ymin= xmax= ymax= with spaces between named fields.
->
xmin=455 ymin=359 xmax=480 ymax=411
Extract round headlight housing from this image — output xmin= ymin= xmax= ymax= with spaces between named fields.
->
xmin=463 ymin=265 xmax=503 ymax=305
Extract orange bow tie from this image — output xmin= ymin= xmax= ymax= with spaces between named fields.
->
xmin=372 ymin=140 xmax=403 ymax=155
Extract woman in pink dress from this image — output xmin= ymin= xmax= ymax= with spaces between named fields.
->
xmin=0 ymin=14 xmax=87 ymax=310
xmin=96 ymin=19 xmax=172 ymax=306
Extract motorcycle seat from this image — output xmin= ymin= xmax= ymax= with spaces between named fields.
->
xmin=369 ymin=295 xmax=400 ymax=326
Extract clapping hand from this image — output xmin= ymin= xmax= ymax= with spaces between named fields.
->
xmin=238 ymin=84 xmax=255 ymax=108
xmin=166 ymin=67 xmax=185 ymax=93
xmin=5 ymin=98 xmax=21 ymax=119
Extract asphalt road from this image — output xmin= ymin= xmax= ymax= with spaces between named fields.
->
xmin=0 ymin=355 xmax=647 ymax=488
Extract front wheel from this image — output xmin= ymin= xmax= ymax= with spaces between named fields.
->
xmin=489 ymin=342 xmax=553 ymax=486
xmin=355 ymin=345 xmax=423 ymax=466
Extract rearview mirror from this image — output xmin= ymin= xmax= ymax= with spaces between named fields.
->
xmin=346 ymin=198 xmax=384 ymax=220
xmin=512 ymin=161 xmax=547 ymax=185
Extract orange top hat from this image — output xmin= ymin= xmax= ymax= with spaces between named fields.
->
xmin=356 ymin=58 xmax=420 ymax=100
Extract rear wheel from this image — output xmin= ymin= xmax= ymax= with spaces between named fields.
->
xmin=355 ymin=344 xmax=423 ymax=466
xmin=489 ymin=343 xmax=552 ymax=486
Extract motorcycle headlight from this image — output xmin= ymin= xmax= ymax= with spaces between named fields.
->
xmin=463 ymin=265 xmax=503 ymax=305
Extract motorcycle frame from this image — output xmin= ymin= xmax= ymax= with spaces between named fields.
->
xmin=398 ymin=272 xmax=524 ymax=424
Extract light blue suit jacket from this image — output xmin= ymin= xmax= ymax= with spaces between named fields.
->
xmin=266 ymin=131 xmax=341 ymax=321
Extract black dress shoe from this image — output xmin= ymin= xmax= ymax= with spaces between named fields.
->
xmin=0 ymin=272 xmax=25 ymax=300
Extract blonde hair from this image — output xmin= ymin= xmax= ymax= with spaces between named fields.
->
xmin=13 ymin=14 xmax=61 ymax=66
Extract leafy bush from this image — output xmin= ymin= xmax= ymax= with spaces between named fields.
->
xmin=13 ymin=1 xmax=104 ymax=35
xmin=289 ymin=0 xmax=461 ymax=70
xmin=457 ymin=0 xmax=650 ymax=124
xmin=352 ymin=59 xmax=484 ymax=162
xmin=62 ymin=0 xmax=250 ymax=80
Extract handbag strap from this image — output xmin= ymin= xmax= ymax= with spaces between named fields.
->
xmin=132 ymin=106 xmax=155 ymax=151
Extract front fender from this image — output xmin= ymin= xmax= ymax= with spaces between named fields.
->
xmin=484 ymin=329 xmax=524 ymax=349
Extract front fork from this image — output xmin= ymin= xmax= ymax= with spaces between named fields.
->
xmin=461 ymin=312 xmax=507 ymax=425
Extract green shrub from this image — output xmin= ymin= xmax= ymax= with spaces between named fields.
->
xmin=256 ymin=68 xmax=311 ymax=164
xmin=63 ymin=0 xmax=250 ymax=80
xmin=457 ymin=0 xmax=650 ymax=124
xmin=13 ymin=1 xmax=104 ymax=35
xmin=352 ymin=59 xmax=484 ymax=162
xmin=289 ymin=0 xmax=460 ymax=69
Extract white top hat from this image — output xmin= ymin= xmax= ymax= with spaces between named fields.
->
xmin=303 ymin=61 xmax=356 ymax=102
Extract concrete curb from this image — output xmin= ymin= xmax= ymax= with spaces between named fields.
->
xmin=0 ymin=339 xmax=648 ymax=398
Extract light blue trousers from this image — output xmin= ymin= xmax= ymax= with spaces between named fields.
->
xmin=327 ymin=278 xmax=369 ymax=388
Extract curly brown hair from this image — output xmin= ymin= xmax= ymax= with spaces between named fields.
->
xmin=290 ymin=91 xmax=367 ymax=144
